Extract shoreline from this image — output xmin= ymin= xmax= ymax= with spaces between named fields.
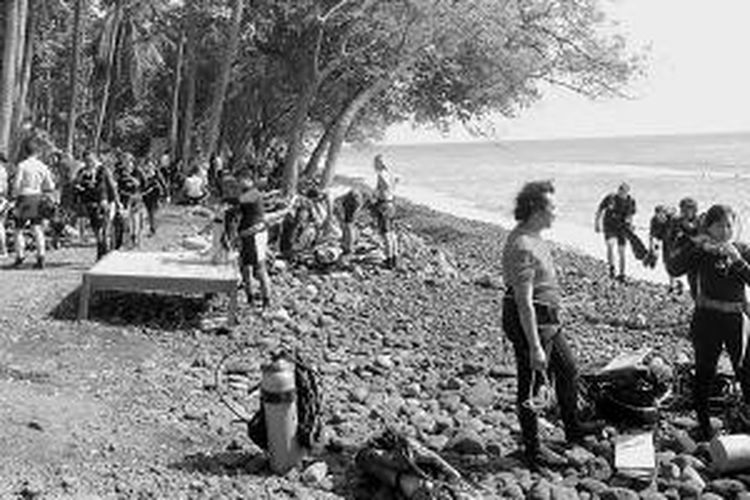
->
xmin=332 ymin=172 xmax=670 ymax=285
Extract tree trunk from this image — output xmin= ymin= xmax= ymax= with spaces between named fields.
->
xmin=281 ymin=82 xmax=317 ymax=196
xmin=66 ymin=0 xmax=84 ymax=154
xmin=12 ymin=0 xmax=34 ymax=159
xmin=203 ymin=0 xmax=244 ymax=159
xmin=302 ymin=124 xmax=333 ymax=180
xmin=320 ymin=79 xmax=389 ymax=188
xmin=94 ymin=0 xmax=122 ymax=153
xmin=180 ymin=26 xmax=197 ymax=171
xmin=0 ymin=0 xmax=21 ymax=157
xmin=169 ymin=34 xmax=185 ymax=160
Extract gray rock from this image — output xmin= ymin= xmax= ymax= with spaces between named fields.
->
xmin=578 ymin=478 xmax=609 ymax=496
xmin=639 ymin=491 xmax=668 ymax=500
xmin=301 ymin=462 xmax=328 ymax=485
xmin=706 ymin=478 xmax=746 ymax=497
xmin=680 ymin=465 xmax=705 ymax=490
xmin=566 ymin=446 xmax=596 ymax=469
xmin=672 ymin=416 xmax=699 ymax=429
xmin=550 ymin=485 xmax=579 ymax=500
xmin=424 ymin=434 xmax=449 ymax=451
xmin=601 ymin=487 xmax=640 ymax=500
xmin=736 ymin=492 xmax=750 ymax=500
xmin=529 ymin=479 xmax=553 ymax=500
xmin=501 ymin=482 xmax=525 ymax=500
xmin=701 ymin=494 xmax=724 ymax=500
xmin=585 ymin=456 xmax=613 ymax=482
xmin=464 ymin=377 xmax=494 ymax=409
xmin=676 ymin=480 xmax=703 ymax=499
xmin=445 ymin=431 xmax=485 ymax=455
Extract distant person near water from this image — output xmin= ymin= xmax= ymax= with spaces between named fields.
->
xmin=373 ymin=154 xmax=399 ymax=269
xmin=501 ymin=180 xmax=600 ymax=469
xmin=667 ymin=204 xmax=750 ymax=442
xmin=594 ymin=183 xmax=654 ymax=281
xmin=667 ymin=197 xmax=701 ymax=297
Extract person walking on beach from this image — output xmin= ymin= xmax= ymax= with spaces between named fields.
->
xmin=373 ymin=154 xmax=399 ymax=269
xmin=650 ymin=205 xmax=680 ymax=292
xmin=666 ymin=197 xmax=701 ymax=297
xmin=667 ymin=204 xmax=750 ymax=441
xmin=594 ymin=183 xmax=636 ymax=281
xmin=0 ymin=153 xmax=10 ymax=258
xmin=12 ymin=138 xmax=56 ymax=269
xmin=502 ymin=180 xmax=599 ymax=469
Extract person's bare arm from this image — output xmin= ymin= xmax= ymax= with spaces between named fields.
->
xmin=513 ymin=279 xmax=546 ymax=371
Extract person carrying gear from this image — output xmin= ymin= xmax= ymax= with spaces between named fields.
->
xmin=74 ymin=151 xmax=121 ymax=260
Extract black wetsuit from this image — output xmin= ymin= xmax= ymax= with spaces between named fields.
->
xmin=668 ymin=239 xmax=750 ymax=435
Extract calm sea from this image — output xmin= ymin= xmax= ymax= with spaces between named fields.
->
xmin=336 ymin=132 xmax=750 ymax=283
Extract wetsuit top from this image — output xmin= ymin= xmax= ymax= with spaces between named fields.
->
xmin=233 ymin=187 xmax=266 ymax=233
xmin=599 ymin=193 xmax=635 ymax=231
xmin=501 ymin=226 xmax=561 ymax=309
xmin=117 ymin=169 xmax=143 ymax=205
xmin=668 ymin=215 xmax=700 ymax=246
xmin=650 ymin=214 xmax=672 ymax=242
xmin=667 ymin=239 xmax=750 ymax=302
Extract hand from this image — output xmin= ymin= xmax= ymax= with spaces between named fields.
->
xmin=529 ymin=343 xmax=547 ymax=372
xmin=594 ymin=223 xmax=601 ymax=234
xmin=721 ymin=242 xmax=742 ymax=264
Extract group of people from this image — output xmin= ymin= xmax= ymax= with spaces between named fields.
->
xmin=0 ymin=136 xmax=170 ymax=268
xmin=504 ymin=179 xmax=750 ymax=469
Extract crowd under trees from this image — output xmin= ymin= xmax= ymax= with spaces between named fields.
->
xmin=0 ymin=0 xmax=644 ymax=195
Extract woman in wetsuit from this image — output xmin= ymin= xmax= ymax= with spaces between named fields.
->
xmin=667 ymin=204 xmax=750 ymax=441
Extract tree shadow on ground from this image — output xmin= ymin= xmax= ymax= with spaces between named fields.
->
xmin=50 ymin=287 xmax=211 ymax=331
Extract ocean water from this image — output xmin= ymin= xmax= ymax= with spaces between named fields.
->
xmin=336 ymin=132 xmax=750 ymax=283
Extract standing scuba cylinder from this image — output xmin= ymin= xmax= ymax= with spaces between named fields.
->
xmin=261 ymin=358 xmax=302 ymax=474
xmin=210 ymin=208 xmax=229 ymax=264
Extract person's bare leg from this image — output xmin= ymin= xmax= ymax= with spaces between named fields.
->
xmin=32 ymin=224 xmax=45 ymax=268
xmin=618 ymin=243 xmax=627 ymax=279
xmin=605 ymin=238 xmax=615 ymax=277
xmin=256 ymin=260 xmax=271 ymax=308
xmin=241 ymin=264 xmax=253 ymax=305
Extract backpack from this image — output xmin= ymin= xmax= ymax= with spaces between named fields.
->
xmin=75 ymin=167 xmax=99 ymax=203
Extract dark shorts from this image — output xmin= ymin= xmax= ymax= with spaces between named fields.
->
xmin=239 ymin=230 xmax=268 ymax=269
xmin=604 ymin=222 xmax=627 ymax=245
xmin=15 ymin=195 xmax=43 ymax=225
xmin=374 ymin=199 xmax=395 ymax=234
xmin=341 ymin=192 xmax=362 ymax=223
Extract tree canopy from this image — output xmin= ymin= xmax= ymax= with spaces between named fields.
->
xmin=0 ymin=0 xmax=645 ymax=192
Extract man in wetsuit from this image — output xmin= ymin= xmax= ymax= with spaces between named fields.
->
xmin=595 ymin=183 xmax=636 ymax=281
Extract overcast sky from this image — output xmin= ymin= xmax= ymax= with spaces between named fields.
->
xmin=385 ymin=0 xmax=750 ymax=143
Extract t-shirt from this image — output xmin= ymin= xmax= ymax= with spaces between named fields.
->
xmin=14 ymin=156 xmax=54 ymax=196
xmin=375 ymin=169 xmax=395 ymax=202
xmin=599 ymin=193 xmax=636 ymax=230
xmin=183 ymin=174 xmax=205 ymax=199
xmin=501 ymin=226 xmax=561 ymax=308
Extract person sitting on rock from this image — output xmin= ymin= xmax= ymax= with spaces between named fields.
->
xmin=502 ymin=180 xmax=601 ymax=470
xmin=667 ymin=204 xmax=750 ymax=441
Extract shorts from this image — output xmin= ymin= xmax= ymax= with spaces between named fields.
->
xmin=341 ymin=191 xmax=362 ymax=223
xmin=15 ymin=194 xmax=43 ymax=225
xmin=603 ymin=222 xmax=627 ymax=245
xmin=240 ymin=230 xmax=268 ymax=269
xmin=374 ymin=199 xmax=395 ymax=234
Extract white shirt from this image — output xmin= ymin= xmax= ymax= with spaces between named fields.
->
xmin=183 ymin=174 xmax=206 ymax=198
xmin=14 ymin=156 xmax=55 ymax=196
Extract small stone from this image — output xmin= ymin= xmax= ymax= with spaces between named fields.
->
xmin=445 ymin=431 xmax=485 ymax=455
xmin=502 ymin=482 xmax=525 ymax=499
xmin=529 ymin=479 xmax=553 ymax=500
xmin=701 ymin=494 xmax=724 ymax=500
xmin=578 ymin=477 xmax=609 ymax=496
xmin=706 ymin=478 xmax=746 ymax=497
xmin=550 ymin=484 xmax=579 ymax=500
xmin=464 ymin=377 xmax=494 ymax=409
xmin=566 ymin=445 xmax=596 ymax=469
xmin=675 ymin=480 xmax=703 ymax=499
xmin=374 ymin=355 xmax=394 ymax=370
xmin=424 ymin=434 xmax=450 ymax=451
xmin=301 ymin=462 xmax=328 ymax=485
xmin=349 ymin=387 xmax=369 ymax=403
xmin=601 ymin=487 xmax=640 ymax=500
xmin=664 ymin=429 xmax=697 ymax=455
xmin=585 ymin=456 xmax=613 ymax=481
xmin=658 ymin=462 xmax=680 ymax=480
xmin=737 ymin=492 xmax=750 ymax=500
xmin=639 ymin=492 xmax=668 ymax=500
xmin=680 ymin=465 xmax=705 ymax=490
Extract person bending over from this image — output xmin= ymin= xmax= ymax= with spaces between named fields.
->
xmin=595 ymin=182 xmax=636 ymax=281
xmin=12 ymin=138 xmax=56 ymax=269
xmin=502 ymin=180 xmax=599 ymax=469
xmin=667 ymin=204 xmax=750 ymax=441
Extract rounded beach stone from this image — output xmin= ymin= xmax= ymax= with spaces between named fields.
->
xmin=550 ymin=484 xmax=579 ymax=500
xmin=676 ymin=479 xmax=704 ymax=499
xmin=601 ymin=487 xmax=640 ymax=500
xmin=529 ymin=479 xmax=553 ymax=500
xmin=706 ymin=478 xmax=747 ymax=497
xmin=639 ymin=491 xmax=668 ymax=500
xmin=585 ymin=456 xmax=613 ymax=481
xmin=577 ymin=477 xmax=609 ymax=496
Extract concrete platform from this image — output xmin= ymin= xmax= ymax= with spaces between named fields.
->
xmin=78 ymin=251 xmax=239 ymax=324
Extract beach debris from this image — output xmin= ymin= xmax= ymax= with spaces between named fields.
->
xmin=615 ymin=431 xmax=655 ymax=481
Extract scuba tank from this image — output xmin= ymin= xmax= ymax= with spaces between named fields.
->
xmin=261 ymin=358 xmax=303 ymax=473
